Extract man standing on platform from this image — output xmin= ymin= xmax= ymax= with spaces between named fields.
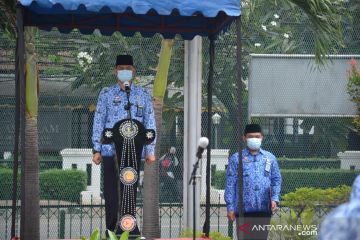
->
xmin=91 ymin=54 xmax=156 ymax=234
xmin=225 ymin=123 xmax=281 ymax=240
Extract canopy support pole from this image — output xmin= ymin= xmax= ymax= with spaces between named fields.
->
xmin=236 ymin=15 xmax=244 ymax=224
xmin=11 ymin=5 xmax=25 ymax=239
xmin=19 ymin=6 xmax=26 ymax=239
xmin=11 ymin=6 xmax=24 ymax=238
xmin=203 ymin=35 xmax=215 ymax=237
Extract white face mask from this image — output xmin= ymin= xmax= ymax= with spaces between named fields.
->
xmin=247 ymin=138 xmax=262 ymax=150
xmin=117 ymin=70 xmax=133 ymax=82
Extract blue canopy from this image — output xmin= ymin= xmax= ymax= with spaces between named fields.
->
xmin=19 ymin=0 xmax=241 ymax=39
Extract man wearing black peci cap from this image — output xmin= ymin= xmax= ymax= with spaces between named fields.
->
xmin=91 ymin=54 xmax=156 ymax=234
xmin=225 ymin=123 xmax=282 ymax=240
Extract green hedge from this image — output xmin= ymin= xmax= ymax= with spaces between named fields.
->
xmin=1 ymin=160 xmax=62 ymax=171
xmin=0 ymin=168 xmax=87 ymax=202
xmin=213 ymin=169 xmax=360 ymax=195
xmin=0 ymin=168 xmax=18 ymax=200
xmin=281 ymin=169 xmax=359 ymax=194
xmin=40 ymin=169 xmax=87 ymax=202
xmin=213 ymin=170 xmax=226 ymax=190
xmin=278 ymin=159 xmax=340 ymax=169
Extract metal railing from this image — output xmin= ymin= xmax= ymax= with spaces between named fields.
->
xmin=0 ymin=201 xmax=335 ymax=239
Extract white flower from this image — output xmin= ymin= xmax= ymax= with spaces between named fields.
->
xmin=242 ymin=79 xmax=249 ymax=91
xmin=241 ymin=0 xmax=249 ymax=7
xmin=78 ymin=59 xmax=84 ymax=67
xmin=85 ymin=55 xmax=93 ymax=64
xmin=270 ymin=21 xmax=277 ymax=26
xmin=254 ymin=43 xmax=261 ymax=47
xmin=274 ymin=14 xmax=280 ymax=19
xmin=77 ymin=51 xmax=93 ymax=68
xmin=261 ymin=25 xmax=267 ymax=31
xmin=284 ymin=33 xmax=290 ymax=39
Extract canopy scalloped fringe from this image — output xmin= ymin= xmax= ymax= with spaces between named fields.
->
xmin=19 ymin=0 xmax=241 ymax=39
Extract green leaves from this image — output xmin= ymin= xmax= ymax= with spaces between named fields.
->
xmin=0 ymin=0 xmax=16 ymax=38
xmin=90 ymin=229 xmax=101 ymax=240
xmin=119 ymin=231 xmax=129 ymax=240
xmin=212 ymin=168 xmax=359 ymax=194
xmin=286 ymin=0 xmax=345 ymax=65
xmin=80 ymin=228 xmax=100 ymax=240
xmin=347 ymin=58 xmax=360 ymax=130
xmin=107 ymin=230 xmax=118 ymax=240
xmin=81 ymin=229 xmax=130 ymax=240
xmin=24 ymin=27 xmax=39 ymax=118
xmin=282 ymin=185 xmax=351 ymax=207
xmin=240 ymin=0 xmax=346 ymax=65
xmin=153 ymin=39 xmax=174 ymax=99
xmin=180 ymin=229 xmax=231 ymax=240
xmin=270 ymin=185 xmax=351 ymax=239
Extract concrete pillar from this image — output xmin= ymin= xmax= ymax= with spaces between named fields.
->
xmin=60 ymin=148 xmax=102 ymax=204
xmin=200 ymin=149 xmax=229 ymax=204
xmin=338 ymin=151 xmax=360 ymax=170
xmin=183 ymin=36 xmax=202 ymax=231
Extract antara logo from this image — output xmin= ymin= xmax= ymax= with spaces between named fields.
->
xmin=238 ymin=223 xmax=252 ymax=236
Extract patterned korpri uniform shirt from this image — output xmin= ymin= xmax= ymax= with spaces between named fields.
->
xmin=319 ymin=175 xmax=360 ymax=240
xmin=224 ymin=148 xmax=282 ymax=214
xmin=92 ymin=83 xmax=156 ymax=157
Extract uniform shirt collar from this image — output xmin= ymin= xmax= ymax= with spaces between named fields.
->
xmin=243 ymin=147 xmax=265 ymax=156
xmin=115 ymin=82 xmax=136 ymax=92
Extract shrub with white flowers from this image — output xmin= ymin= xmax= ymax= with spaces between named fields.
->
xmin=77 ymin=51 xmax=93 ymax=72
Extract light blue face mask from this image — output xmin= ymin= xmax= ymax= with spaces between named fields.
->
xmin=117 ymin=70 xmax=133 ymax=82
xmin=247 ymin=138 xmax=262 ymax=150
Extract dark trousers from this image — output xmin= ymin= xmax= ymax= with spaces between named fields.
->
xmin=103 ymin=156 xmax=119 ymax=232
xmin=236 ymin=212 xmax=272 ymax=240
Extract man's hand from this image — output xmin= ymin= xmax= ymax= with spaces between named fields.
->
xmin=92 ymin=152 xmax=102 ymax=165
xmin=145 ymin=154 xmax=155 ymax=165
xmin=271 ymin=201 xmax=278 ymax=214
xmin=227 ymin=211 xmax=236 ymax=222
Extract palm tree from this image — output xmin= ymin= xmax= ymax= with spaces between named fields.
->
xmin=286 ymin=0 xmax=344 ymax=64
xmin=0 ymin=0 xmax=16 ymax=37
xmin=0 ymin=1 xmax=40 ymax=239
xmin=142 ymin=39 xmax=174 ymax=239
xmin=21 ymin=26 xmax=40 ymax=239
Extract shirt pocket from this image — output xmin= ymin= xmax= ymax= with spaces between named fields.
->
xmin=106 ymin=98 xmax=118 ymax=115
xmin=112 ymin=102 xmax=121 ymax=115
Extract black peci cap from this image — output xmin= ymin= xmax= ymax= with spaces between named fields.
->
xmin=244 ymin=123 xmax=262 ymax=135
xmin=116 ymin=54 xmax=133 ymax=66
